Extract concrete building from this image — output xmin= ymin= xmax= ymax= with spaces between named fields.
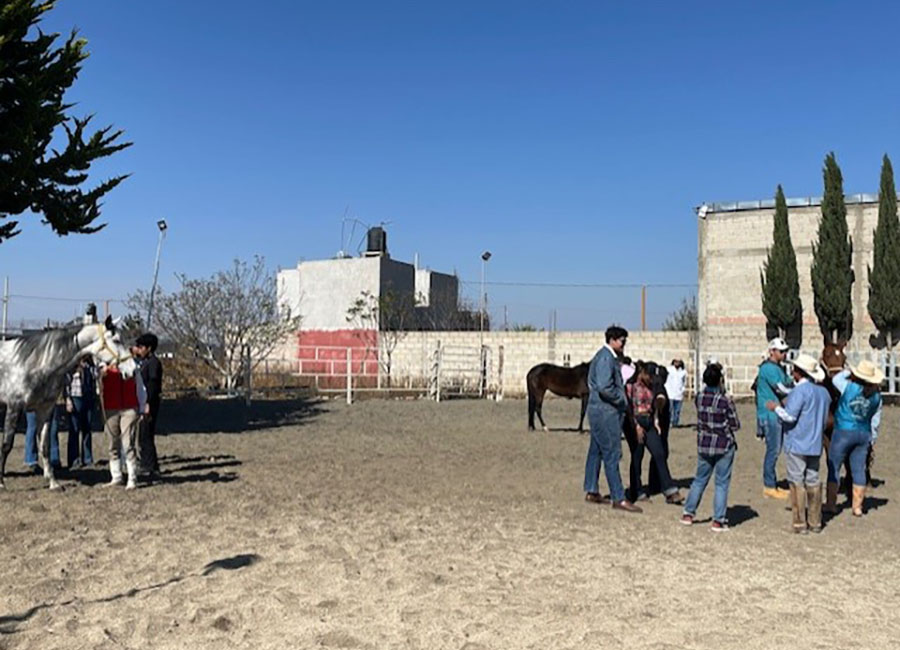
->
xmin=697 ymin=193 xmax=887 ymax=394
xmin=276 ymin=229 xmax=461 ymax=355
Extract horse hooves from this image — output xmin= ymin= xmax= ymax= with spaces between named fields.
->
xmin=542 ymin=426 xmax=549 ymax=433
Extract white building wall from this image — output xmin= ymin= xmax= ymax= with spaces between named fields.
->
xmin=277 ymin=257 xmax=382 ymax=331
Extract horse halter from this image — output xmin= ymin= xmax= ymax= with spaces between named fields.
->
xmin=86 ymin=323 xmax=132 ymax=367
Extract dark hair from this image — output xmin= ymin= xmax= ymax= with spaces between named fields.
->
xmin=135 ymin=333 xmax=159 ymax=352
xmin=621 ymin=356 xmax=632 ymax=365
xmin=703 ymin=364 xmax=723 ymax=388
xmin=657 ymin=366 xmax=669 ymax=382
xmin=605 ymin=325 xmax=628 ymax=343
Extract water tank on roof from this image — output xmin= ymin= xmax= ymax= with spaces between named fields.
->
xmin=365 ymin=226 xmax=388 ymax=256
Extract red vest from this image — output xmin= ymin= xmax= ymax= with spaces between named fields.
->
xmin=101 ymin=368 xmax=138 ymax=411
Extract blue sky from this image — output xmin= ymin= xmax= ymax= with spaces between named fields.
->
xmin=3 ymin=1 xmax=899 ymax=330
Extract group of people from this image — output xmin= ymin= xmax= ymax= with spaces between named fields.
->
xmin=23 ymin=332 xmax=164 ymax=489
xmin=753 ymin=337 xmax=882 ymax=532
xmin=583 ymin=327 xmax=883 ymax=534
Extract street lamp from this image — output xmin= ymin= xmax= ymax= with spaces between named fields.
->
xmin=480 ymin=251 xmax=491 ymax=343
xmin=147 ymin=219 xmax=168 ymax=329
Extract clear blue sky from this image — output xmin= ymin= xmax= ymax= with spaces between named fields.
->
xmin=3 ymin=1 xmax=899 ymax=330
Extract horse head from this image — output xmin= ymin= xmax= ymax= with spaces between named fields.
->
xmin=821 ymin=339 xmax=847 ymax=377
xmin=77 ymin=315 xmax=137 ymax=378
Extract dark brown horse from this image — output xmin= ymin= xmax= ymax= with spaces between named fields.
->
xmin=526 ymin=362 xmax=589 ymax=432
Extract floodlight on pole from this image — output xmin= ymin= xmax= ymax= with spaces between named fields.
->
xmin=480 ymin=251 xmax=491 ymax=345
xmin=147 ymin=219 xmax=168 ymax=329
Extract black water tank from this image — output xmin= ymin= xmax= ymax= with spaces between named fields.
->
xmin=366 ymin=226 xmax=388 ymax=255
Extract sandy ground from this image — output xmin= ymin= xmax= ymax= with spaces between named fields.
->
xmin=0 ymin=396 xmax=898 ymax=650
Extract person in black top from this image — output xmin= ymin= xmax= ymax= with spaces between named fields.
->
xmin=134 ymin=333 xmax=162 ymax=477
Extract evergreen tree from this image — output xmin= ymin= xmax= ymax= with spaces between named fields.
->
xmin=811 ymin=152 xmax=854 ymax=343
xmin=868 ymin=154 xmax=900 ymax=357
xmin=0 ymin=0 xmax=131 ymax=243
xmin=760 ymin=185 xmax=802 ymax=340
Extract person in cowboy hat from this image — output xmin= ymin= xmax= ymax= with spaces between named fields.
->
xmin=766 ymin=353 xmax=831 ymax=534
xmin=755 ymin=337 xmax=794 ymax=499
xmin=824 ymin=359 xmax=883 ymax=517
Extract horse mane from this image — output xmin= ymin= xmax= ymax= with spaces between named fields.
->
xmin=11 ymin=325 xmax=81 ymax=368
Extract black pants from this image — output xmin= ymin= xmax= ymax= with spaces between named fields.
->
xmin=626 ymin=416 xmax=674 ymax=502
xmin=647 ymin=427 xmax=670 ymax=495
xmin=137 ymin=405 xmax=160 ymax=473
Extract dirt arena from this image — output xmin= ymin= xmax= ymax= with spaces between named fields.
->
xmin=0 ymin=396 xmax=898 ymax=649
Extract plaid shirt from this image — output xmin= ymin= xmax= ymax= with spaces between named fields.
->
xmin=696 ymin=387 xmax=740 ymax=455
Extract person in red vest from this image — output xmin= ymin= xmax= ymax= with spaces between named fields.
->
xmin=100 ymin=363 xmax=141 ymax=489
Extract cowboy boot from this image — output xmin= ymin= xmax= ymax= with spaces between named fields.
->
xmin=789 ymin=484 xmax=808 ymax=534
xmin=852 ymin=485 xmax=865 ymax=517
xmin=125 ymin=459 xmax=139 ymax=490
xmin=806 ymin=484 xmax=822 ymax=533
xmin=824 ymin=482 xmax=839 ymax=514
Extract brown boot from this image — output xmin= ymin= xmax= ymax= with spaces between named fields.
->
xmin=852 ymin=485 xmax=866 ymax=517
xmin=806 ymin=484 xmax=822 ymax=533
xmin=789 ymin=484 xmax=808 ymax=534
xmin=824 ymin=482 xmax=839 ymax=514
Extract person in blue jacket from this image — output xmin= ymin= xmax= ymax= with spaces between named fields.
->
xmin=825 ymin=360 xmax=883 ymax=517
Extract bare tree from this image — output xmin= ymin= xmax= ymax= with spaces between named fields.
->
xmin=129 ymin=256 xmax=300 ymax=396
xmin=346 ymin=289 xmax=415 ymax=386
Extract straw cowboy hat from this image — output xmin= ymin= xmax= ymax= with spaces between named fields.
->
xmin=792 ymin=354 xmax=825 ymax=382
xmin=850 ymin=359 xmax=885 ymax=386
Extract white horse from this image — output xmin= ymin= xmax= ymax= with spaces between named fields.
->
xmin=0 ymin=315 xmax=137 ymax=490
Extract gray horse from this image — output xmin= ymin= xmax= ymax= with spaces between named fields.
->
xmin=0 ymin=315 xmax=136 ymax=490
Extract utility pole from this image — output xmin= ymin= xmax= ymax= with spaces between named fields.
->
xmin=641 ymin=285 xmax=647 ymax=331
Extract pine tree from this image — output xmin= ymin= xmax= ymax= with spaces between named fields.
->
xmin=868 ymin=154 xmax=900 ymax=378
xmin=0 ymin=0 xmax=131 ymax=243
xmin=811 ymin=152 xmax=855 ymax=344
xmin=760 ymin=185 xmax=802 ymax=340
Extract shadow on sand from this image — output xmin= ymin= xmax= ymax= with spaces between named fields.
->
xmin=158 ymin=396 xmax=326 ymax=435
xmin=0 ymin=553 xmax=261 ymax=634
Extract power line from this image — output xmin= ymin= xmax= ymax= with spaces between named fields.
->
xmin=457 ymin=280 xmax=697 ymax=289
xmin=10 ymin=294 xmax=126 ymax=303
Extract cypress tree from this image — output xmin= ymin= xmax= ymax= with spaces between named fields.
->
xmin=868 ymin=154 xmax=900 ymax=369
xmin=760 ymin=185 xmax=802 ymax=340
xmin=0 ymin=1 xmax=131 ymax=243
xmin=811 ymin=152 xmax=855 ymax=343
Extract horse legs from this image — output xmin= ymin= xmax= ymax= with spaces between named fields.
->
xmin=527 ymin=390 xmax=536 ymax=430
xmin=0 ymin=405 xmax=19 ymax=489
xmin=578 ymin=396 xmax=587 ymax=433
xmin=533 ymin=390 xmax=548 ymax=431
xmin=36 ymin=410 xmax=61 ymax=491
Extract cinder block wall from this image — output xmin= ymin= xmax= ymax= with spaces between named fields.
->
xmin=387 ymin=330 xmax=694 ymax=397
xmin=699 ymin=199 xmax=884 ymax=395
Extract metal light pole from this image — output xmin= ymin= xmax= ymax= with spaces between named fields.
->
xmin=479 ymin=251 xmax=491 ymax=346
xmin=147 ymin=219 xmax=168 ymax=329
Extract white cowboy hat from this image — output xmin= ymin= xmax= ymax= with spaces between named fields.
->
xmin=792 ymin=353 xmax=825 ymax=382
xmin=768 ymin=337 xmax=790 ymax=352
xmin=850 ymin=360 xmax=885 ymax=386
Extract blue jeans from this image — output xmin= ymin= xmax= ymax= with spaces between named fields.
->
xmin=583 ymin=406 xmax=626 ymax=503
xmin=683 ymin=447 xmax=735 ymax=523
xmin=66 ymin=397 xmax=94 ymax=466
xmin=670 ymin=400 xmax=683 ymax=427
xmin=827 ymin=429 xmax=870 ymax=487
xmin=758 ymin=416 xmax=782 ymax=488
xmin=24 ymin=409 xmax=61 ymax=467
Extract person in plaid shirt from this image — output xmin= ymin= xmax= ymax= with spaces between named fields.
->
xmin=680 ymin=363 xmax=741 ymax=532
